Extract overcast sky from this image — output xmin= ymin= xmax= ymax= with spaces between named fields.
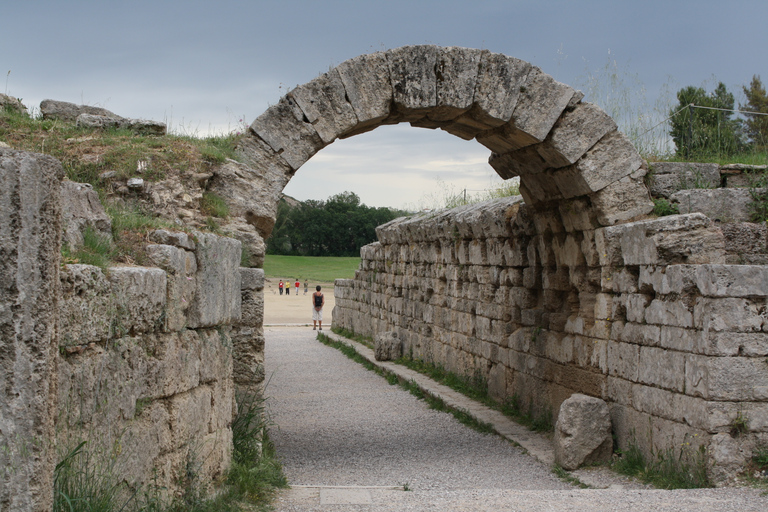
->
xmin=2 ymin=1 xmax=766 ymax=209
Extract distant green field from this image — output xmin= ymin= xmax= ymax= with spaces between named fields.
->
xmin=263 ymin=255 xmax=361 ymax=283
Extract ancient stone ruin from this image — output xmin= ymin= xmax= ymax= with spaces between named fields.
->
xmin=2 ymin=45 xmax=768 ymax=509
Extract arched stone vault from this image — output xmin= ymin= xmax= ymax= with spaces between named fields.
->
xmin=235 ymin=45 xmax=653 ymax=236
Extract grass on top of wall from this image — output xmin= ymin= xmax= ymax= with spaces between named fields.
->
xmin=263 ymin=254 xmax=361 ymax=283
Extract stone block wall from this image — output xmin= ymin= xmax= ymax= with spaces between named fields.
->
xmin=56 ymin=229 xmax=244 ymax=499
xmin=333 ymin=196 xmax=768 ymax=483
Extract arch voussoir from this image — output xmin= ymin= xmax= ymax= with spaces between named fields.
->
xmin=386 ymin=45 xmax=439 ymax=122
xmin=288 ymin=68 xmax=359 ymax=144
xmin=336 ymin=52 xmax=394 ymax=138
xmin=249 ymin=95 xmax=326 ymax=170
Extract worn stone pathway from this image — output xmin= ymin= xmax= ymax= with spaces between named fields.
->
xmin=265 ymin=326 xmax=767 ymax=511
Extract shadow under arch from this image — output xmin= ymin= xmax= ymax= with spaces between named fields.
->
xmin=234 ymin=45 xmax=652 ymax=238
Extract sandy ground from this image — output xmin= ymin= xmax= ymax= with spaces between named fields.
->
xmin=264 ymin=278 xmax=336 ymax=325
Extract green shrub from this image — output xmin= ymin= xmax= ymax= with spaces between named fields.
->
xmin=652 ymin=198 xmax=679 ymax=216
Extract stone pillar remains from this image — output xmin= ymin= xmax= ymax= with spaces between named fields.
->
xmin=0 ymin=148 xmax=64 ymax=512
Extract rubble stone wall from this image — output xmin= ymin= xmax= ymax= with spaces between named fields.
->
xmin=333 ymin=196 xmax=768 ymax=483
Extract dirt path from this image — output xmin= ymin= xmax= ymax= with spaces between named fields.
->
xmin=264 ymin=279 xmax=336 ymax=325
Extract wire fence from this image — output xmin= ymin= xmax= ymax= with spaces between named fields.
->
xmin=627 ymin=104 xmax=768 ymax=162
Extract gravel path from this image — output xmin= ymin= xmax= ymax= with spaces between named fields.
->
xmin=265 ymin=327 xmax=768 ymax=511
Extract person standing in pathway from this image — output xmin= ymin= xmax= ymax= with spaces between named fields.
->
xmin=294 ymin=278 xmax=300 ymax=296
xmin=278 ymin=280 xmax=284 ymax=295
xmin=312 ymin=285 xmax=325 ymax=330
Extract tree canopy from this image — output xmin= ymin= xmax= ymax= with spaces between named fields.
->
xmin=266 ymin=192 xmax=407 ymax=257
xmin=669 ymin=82 xmax=743 ymax=157
xmin=741 ymin=75 xmax=768 ymax=149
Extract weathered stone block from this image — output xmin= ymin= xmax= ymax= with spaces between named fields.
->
xmin=671 ymin=188 xmax=757 ymax=222
xmin=386 ymin=45 xmax=438 ymax=120
xmin=538 ymin=103 xmax=617 ymax=169
xmin=694 ymin=264 xmax=768 ymax=297
xmin=686 ymin=355 xmax=768 ymax=400
xmin=336 ymin=52 xmax=393 ymax=132
xmin=289 ymin=69 xmax=359 ymax=144
xmin=590 ymin=174 xmax=653 ymax=226
xmin=61 ymin=180 xmax=112 ymax=251
xmin=693 ymin=297 xmax=764 ymax=332
xmin=637 ymin=346 xmax=685 ymax=392
xmin=554 ymin=394 xmax=612 ymax=470
xmin=108 ymin=266 xmax=167 ymax=335
xmin=59 ymin=264 xmax=113 ymax=345
xmin=146 ymin=244 xmax=197 ymax=332
xmin=428 ymin=46 xmax=483 ymax=122
xmin=553 ymin=131 xmax=644 ymax=198
xmin=645 ymin=298 xmax=693 ymax=328
xmin=648 ymin=162 xmax=721 ymax=198
xmin=249 ymin=96 xmax=325 ymax=171
xmin=508 ymin=67 xmax=577 ymax=146
xmin=187 ymin=232 xmax=242 ymax=328
xmin=606 ymin=341 xmax=639 ymax=381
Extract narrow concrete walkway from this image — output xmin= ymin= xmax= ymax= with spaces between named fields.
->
xmin=265 ymin=326 xmax=768 ymax=511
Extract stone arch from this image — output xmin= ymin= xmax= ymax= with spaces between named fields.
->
xmin=235 ymin=45 xmax=652 ymax=237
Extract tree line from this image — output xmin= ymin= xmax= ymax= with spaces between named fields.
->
xmin=266 ymin=191 xmax=408 ymax=257
xmin=670 ymin=75 xmax=768 ymax=157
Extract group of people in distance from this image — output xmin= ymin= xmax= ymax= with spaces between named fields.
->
xmin=277 ymin=278 xmax=325 ymax=330
xmin=278 ymin=278 xmax=307 ymax=296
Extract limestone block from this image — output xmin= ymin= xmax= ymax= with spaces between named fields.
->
xmin=249 ymin=95 xmax=325 ymax=171
xmin=488 ymin=145 xmax=549 ymax=178
xmin=40 ymin=98 xmax=117 ymax=121
xmin=645 ymin=298 xmax=693 ymax=328
xmin=221 ymin=219 xmax=266 ymax=268
xmin=336 ymin=52 xmax=393 ymax=133
xmin=146 ymin=244 xmax=197 ymax=332
xmin=590 ymin=174 xmax=653 ymax=226
xmin=693 ymin=297 xmax=764 ymax=332
xmin=289 ymin=68 xmax=359 ymax=144
xmin=686 ymin=355 xmax=768 ymax=400
xmin=187 ymin=232 xmax=242 ymax=328
xmin=60 ymin=180 xmax=112 ymax=251
xmin=659 ymin=326 xmax=700 ymax=353
xmin=538 ymin=103 xmax=617 ymax=169
xmin=0 ymin=93 xmax=27 ymax=113
xmin=638 ymin=264 xmax=698 ymax=295
xmin=671 ymin=188 xmax=756 ymax=222
xmin=637 ymin=346 xmax=685 ymax=392
xmin=386 ymin=45 xmax=438 ymax=120
xmin=508 ymin=67 xmax=577 ymax=147
xmin=560 ymin=199 xmax=600 ymax=232
xmin=233 ymin=135 xmax=295 ymax=237
xmin=59 ymin=264 xmax=113 ymax=345
xmin=721 ymin=223 xmax=768 ymax=261
xmin=701 ymin=331 xmax=768 ymax=357
xmin=149 ymin=229 xmax=196 ymax=251
xmin=444 ymin=52 xmax=531 ymax=138
xmin=600 ymin=213 xmax=725 ymax=266
xmin=0 ymin=148 xmax=63 ymax=512
xmin=708 ymin=432 xmax=756 ymax=486
xmin=168 ymin=385 xmax=213 ymax=450
xmin=519 ymin=171 xmax=564 ymax=203
xmin=607 ymin=341 xmax=639 ymax=381
xmin=694 ymin=265 xmax=768 ymax=297
xmin=619 ymin=322 xmax=661 ymax=347
xmin=554 ymin=131 xmax=644 ymax=198
xmin=648 ymin=162 xmax=721 ymax=198
xmin=374 ymin=331 xmax=402 ymax=361
xmin=428 ymin=46 xmax=483 ymax=122
xmin=554 ymin=394 xmax=613 ymax=470
xmin=108 ymin=267 xmax=167 ymax=335
xmin=241 ymin=267 xmax=265 ymax=292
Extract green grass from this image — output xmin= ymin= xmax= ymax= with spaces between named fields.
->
xmin=612 ymin=438 xmax=710 ymax=489
xmin=263 ymin=254 xmax=360 ymax=283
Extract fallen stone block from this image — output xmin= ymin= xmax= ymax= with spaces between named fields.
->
xmin=554 ymin=393 xmax=613 ymax=470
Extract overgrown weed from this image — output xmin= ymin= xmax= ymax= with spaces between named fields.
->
xmin=612 ymin=436 xmax=710 ymax=489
